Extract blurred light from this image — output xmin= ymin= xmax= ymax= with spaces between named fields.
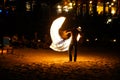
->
xmin=69 ymin=3 xmax=72 ymax=6
xmin=111 ymin=10 xmax=115 ymax=15
xmin=97 ymin=2 xmax=103 ymax=14
xmin=77 ymin=26 xmax=81 ymax=31
xmin=68 ymin=3 xmax=73 ymax=9
xmin=112 ymin=39 xmax=116 ymax=42
xmin=111 ymin=3 xmax=114 ymax=6
xmin=57 ymin=5 xmax=62 ymax=14
xmin=0 ymin=9 xmax=2 ymax=13
xmin=77 ymin=34 xmax=81 ymax=41
xmin=86 ymin=39 xmax=90 ymax=42
xmin=50 ymin=16 xmax=72 ymax=52
xmin=57 ymin=5 xmax=62 ymax=9
xmin=109 ymin=5 xmax=111 ymax=8
xmin=89 ymin=1 xmax=92 ymax=4
xmin=95 ymin=38 xmax=98 ymax=41
xmin=107 ymin=18 xmax=112 ymax=24
xmin=106 ymin=2 xmax=110 ymax=4
xmin=0 ymin=50 xmax=2 ymax=54
xmin=113 ymin=0 xmax=116 ymax=2
xmin=63 ymin=6 xmax=69 ymax=12
xmin=26 ymin=2 xmax=31 ymax=11
xmin=57 ymin=8 xmax=62 ymax=14
xmin=38 ymin=39 xmax=41 ymax=42
xmin=0 ymin=50 xmax=7 ymax=54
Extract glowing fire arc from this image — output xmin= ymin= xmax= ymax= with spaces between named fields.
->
xmin=50 ymin=16 xmax=81 ymax=52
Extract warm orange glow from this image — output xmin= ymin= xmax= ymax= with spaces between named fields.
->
xmin=0 ymin=49 xmax=7 ymax=54
xmin=3 ymin=50 xmax=7 ymax=54
xmin=111 ymin=7 xmax=116 ymax=15
xmin=18 ymin=49 xmax=116 ymax=66
xmin=1 ymin=49 xmax=118 ymax=70
xmin=0 ymin=50 xmax=2 ymax=54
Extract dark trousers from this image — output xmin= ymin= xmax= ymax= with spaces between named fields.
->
xmin=68 ymin=42 xmax=77 ymax=62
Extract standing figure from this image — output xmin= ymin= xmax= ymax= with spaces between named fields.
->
xmin=68 ymin=27 xmax=81 ymax=62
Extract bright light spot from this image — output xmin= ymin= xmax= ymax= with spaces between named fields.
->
xmin=112 ymin=39 xmax=116 ymax=42
xmin=111 ymin=9 xmax=116 ymax=15
xmin=57 ymin=5 xmax=62 ymax=9
xmin=106 ymin=2 xmax=110 ymax=4
xmin=57 ymin=8 xmax=62 ymax=13
xmin=113 ymin=0 xmax=116 ymax=2
xmin=65 ymin=9 xmax=69 ymax=12
xmin=68 ymin=3 xmax=73 ymax=9
xmin=0 ymin=50 xmax=2 ymax=54
xmin=0 ymin=50 xmax=7 ymax=54
xmin=111 ymin=3 xmax=114 ymax=6
xmin=26 ymin=2 xmax=31 ymax=11
xmin=107 ymin=18 xmax=112 ymax=24
xmin=109 ymin=5 xmax=111 ymax=8
xmin=89 ymin=1 xmax=92 ymax=4
xmin=77 ymin=34 xmax=81 ymax=41
xmin=63 ymin=6 xmax=69 ymax=12
xmin=0 ymin=9 xmax=2 ymax=13
xmin=95 ymin=38 xmax=98 ymax=41
xmin=77 ymin=26 xmax=81 ymax=31
xmin=50 ymin=16 xmax=72 ymax=52
xmin=69 ymin=3 xmax=72 ymax=6
xmin=86 ymin=39 xmax=89 ymax=42
xmin=38 ymin=39 xmax=41 ymax=42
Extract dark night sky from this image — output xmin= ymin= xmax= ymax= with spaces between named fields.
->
xmin=0 ymin=0 xmax=61 ymax=33
xmin=0 ymin=0 xmax=120 ymax=44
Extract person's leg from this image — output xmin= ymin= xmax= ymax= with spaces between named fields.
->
xmin=74 ymin=43 xmax=77 ymax=62
xmin=68 ymin=44 xmax=73 ymax=61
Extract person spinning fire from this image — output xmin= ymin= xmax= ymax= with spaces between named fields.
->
xmin=63 ymin=15 xmax=82 ymax=62
xmin=59 ymin=15 xmax=82 ymax=62
xmin=60 ymin=26 xmax=82 ymax=62
xmin=67 ymin=26 xmax=81 ymax=62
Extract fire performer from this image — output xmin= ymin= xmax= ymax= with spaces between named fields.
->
xmin=50 ymin=15 xmax=82 ymax=62
xmin=62 ymin=15 xmax=82 ymax=62
xmin=67 ymin=26 xmax=81 ymax=62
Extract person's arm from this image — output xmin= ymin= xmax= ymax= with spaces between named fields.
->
xmin=59 ymin=30 xmax=71 ymax=40
xmin=64 ymin=30 xmax=71 ymax=35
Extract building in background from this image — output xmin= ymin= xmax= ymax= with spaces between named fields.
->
xmin=0 ymin=0 xmax=119 ymax=17
xmin=0 ymin=0 xmax=119 ymax=47
xmin=56 ymin=0 xmax=120 ymax=17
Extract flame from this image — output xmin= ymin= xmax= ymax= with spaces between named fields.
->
xmin=50 ymin=16 xmax=72 ymax=52
xmin=50 ymin=16 xmax=81 ymax=52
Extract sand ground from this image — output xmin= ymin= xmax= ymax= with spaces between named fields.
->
xmin=0 ymin=47 xmax=120 ymax=80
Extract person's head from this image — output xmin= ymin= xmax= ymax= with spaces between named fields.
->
xmin=76 ymin=26 xmax=81 ymax=31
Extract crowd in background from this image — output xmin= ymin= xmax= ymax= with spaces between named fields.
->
xmin=0 ymin=32 xmax=51 ymax=49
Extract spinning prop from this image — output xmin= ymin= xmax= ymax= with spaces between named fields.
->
xmin=50 ymin=16 xmax=81 ymax=52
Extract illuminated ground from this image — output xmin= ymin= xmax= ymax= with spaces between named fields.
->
xmin=0 ymin=47 xmax=120 ymax=80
